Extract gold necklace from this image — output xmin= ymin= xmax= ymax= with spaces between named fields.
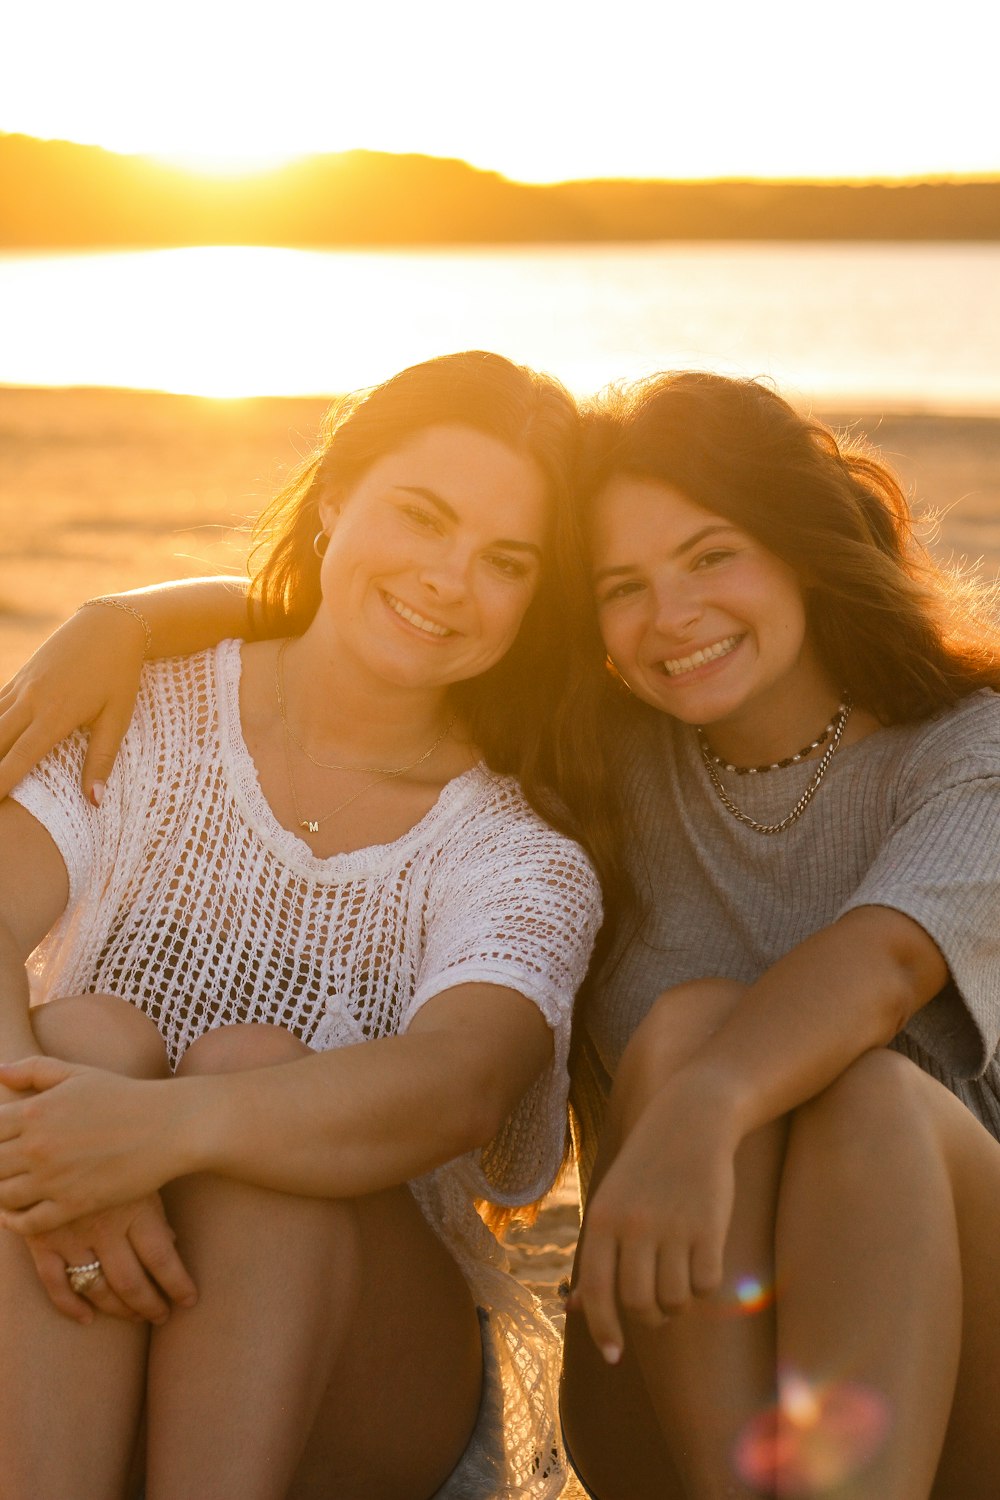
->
xmin=697 ymin=699 xmax=852 ymax=835
xmin=275 ymin=641 xmax=455 ymax=834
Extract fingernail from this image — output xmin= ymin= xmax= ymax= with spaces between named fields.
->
xmin=601 ymin=1343 xmax=622 ymax=1366
xmin=90 ymin=781 xmax=105 ymax=808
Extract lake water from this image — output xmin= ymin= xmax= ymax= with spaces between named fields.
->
xmin=2 ymin=242 xmax=999 ymax=409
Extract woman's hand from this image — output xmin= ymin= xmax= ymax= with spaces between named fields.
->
xmin=20 ymin=1194 xmax=198 ymax=1325
xmin=0 ymin=604 xmax=145 ymax=803
xmin=568 ymin=1079 xmax=741 ymax=1364
xmin=0 ymin=1056 xmax=190 ymax=1232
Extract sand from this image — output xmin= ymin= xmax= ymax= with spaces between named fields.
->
xmin=2 ymin=386 xmax=998 ymax=1497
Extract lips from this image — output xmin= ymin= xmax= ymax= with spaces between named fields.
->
xmin=382 ymin=590 xmax=453 ymax=638
xmin=660 ymin=633 xmax=743 ymax=677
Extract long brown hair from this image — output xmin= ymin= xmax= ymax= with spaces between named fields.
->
xmin=581 ymin=371 xmax=1000 ymax=722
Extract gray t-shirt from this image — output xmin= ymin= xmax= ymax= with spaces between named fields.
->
xmin=574 ymin=691 xmax=1000 ymax=1191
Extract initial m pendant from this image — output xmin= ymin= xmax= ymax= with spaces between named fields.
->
xmin=302 ymin=819 xmax=320 ymax=834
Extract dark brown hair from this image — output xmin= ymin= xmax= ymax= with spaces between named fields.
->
xmin=581 ymin=371 xmax=1000 ymax=722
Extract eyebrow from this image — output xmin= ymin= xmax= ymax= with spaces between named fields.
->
xmin=396 ymin=486 xmax=544 ymax=558
xmin=592 ymin=522 xmax=737 ymax=584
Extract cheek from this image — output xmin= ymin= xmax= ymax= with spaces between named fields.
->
xmin=482 ymin=579 xmax=538 ymax=654
xmin=596 ymin=606 xmax=639 ymax=668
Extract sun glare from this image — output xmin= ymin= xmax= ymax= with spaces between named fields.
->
xmin=152 ymin=149 xmax=313 ymax=179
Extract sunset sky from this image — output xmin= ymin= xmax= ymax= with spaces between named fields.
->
xmin=5 ymin=0 xmax=997 ymax=183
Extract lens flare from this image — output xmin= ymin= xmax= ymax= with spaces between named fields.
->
xmin=710 ymin=1273 xmax=777 ymax=1321
xmin=733 ymin=1372 xmax=891 ymax=1495
xmin=734 ymin=1275 xmax=775 ymax=1315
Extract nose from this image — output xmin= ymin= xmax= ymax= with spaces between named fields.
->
xmin=418 ymin=549 xmax=470 ymax=605
xmin=651 ymin=575 xmax=702 ymax=638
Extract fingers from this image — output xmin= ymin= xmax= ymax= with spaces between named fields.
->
xmin=81 ymin=707 xmax=130 ymax=805
xmin=0 ymin=1198 xmax=71 ymax=1235
xmin=0 ymin=1171 xmax=52 ymax=1213
xmin=0 ymin=1055 xmax=73 ymax=1095
xmin=96 ymin=1236 xmax=172 ymax=1324
xmin=690 ymin=1227 xmax=726 ymax=1300
xmin=19 ymin=1198 xmax=199 ymax=1325
xmin=0 ymin=722 xmax=57 ymax=803
xmin=29 ymin=1243 xmax=100 ymax=1325
xmin=127 ymin=1204 xmax=198 ymax=1311
xmin=570 ymin=1215 xmax=729 ymax=1363
xmin=569 ymin=1222 xmax=625 ymax=1365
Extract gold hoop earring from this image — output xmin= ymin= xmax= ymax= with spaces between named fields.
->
xmin=312 ymin=530 xmax=329 ymax=558
xmin=607 ymin=657 xmax=635 ymax=694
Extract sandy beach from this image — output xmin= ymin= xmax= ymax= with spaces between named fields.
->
xmin=2 ymin=386 xmax=999 ymax=1497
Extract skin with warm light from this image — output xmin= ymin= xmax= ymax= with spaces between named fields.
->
xmin=2 ymin=371 xmax=1000 ymax=1498
xmin=0 ymin=416 xmax=580 ymax=1498
xmin=591 ymin=477 xmax=837 ymax=766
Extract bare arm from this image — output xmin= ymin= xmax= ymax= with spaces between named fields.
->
xmin=0 ymin=576 xmax=256 ymax=801
xmin=572 ymin=905 xmax=948 ymax=1358
xmin=667 ymin=905 xmax=946 ymax=1139
xmin=0 ymin=798 xmax=196 ymax=1321
xmin=0 ymin=982 xmax=556 ymax=1229
xmin=0 ymin=799 xmax=70 ymax=1074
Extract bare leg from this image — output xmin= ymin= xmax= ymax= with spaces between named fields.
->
xmin=564 ymin=986 xmax=1000 ymax=1500
xmin=145 ymin=1025 xmax=483 ymax=1500
xmin=0 ymin=995 xmax=169 ymax=1500
xmin=770 ymin=1051 xmax=963 ymax=1500
xmin=564 ymin=981 xmax=779 ymax=1500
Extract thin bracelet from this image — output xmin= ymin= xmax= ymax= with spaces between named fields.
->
xmin=77 ymin=597 xmax=153 ymax=659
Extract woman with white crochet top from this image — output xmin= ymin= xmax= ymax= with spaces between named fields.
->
xmin=0 ymin=351 xmax=608 ymax=1500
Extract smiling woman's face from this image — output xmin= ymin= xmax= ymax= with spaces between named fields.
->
xmin=315 ymin=423 xmax=549 ymax=695
xmin=591 ymin=474 xmax=838 ymax=754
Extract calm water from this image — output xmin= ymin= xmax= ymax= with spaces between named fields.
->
xmin=2 ymin=242 xmax=999 ymax=409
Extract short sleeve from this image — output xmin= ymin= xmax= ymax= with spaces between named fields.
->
xmin=409 ymin=792 xmax=603 ymax=1205
xmin=839 ymin=697 xmax=1000 ymax=1079
xmin=9 ymin=731 xmax=108 ymax=904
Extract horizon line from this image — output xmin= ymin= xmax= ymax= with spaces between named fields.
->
xmin=2 ymin=129 xmax=998 ymax=191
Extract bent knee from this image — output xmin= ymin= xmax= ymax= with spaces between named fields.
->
xmin=177 ymin=1022 xmax=311 ymax=1076
xmin=793 ymin=1047 xmax=929 ymax=1149
xmin=32 ymin=993 xmax=169 ymax=1078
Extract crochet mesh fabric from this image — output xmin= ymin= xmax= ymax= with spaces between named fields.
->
xmin=15 ymin=642 xmax=603 ymax=1497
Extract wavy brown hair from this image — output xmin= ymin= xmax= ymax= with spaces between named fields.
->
xmin=580 ymin=371 xmax=1000 ymax=722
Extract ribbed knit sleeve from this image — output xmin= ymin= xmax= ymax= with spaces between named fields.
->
xmin=410 ymin=788 xmax=602 ymax=1204
xmin=839 ymin=699 xmax=1000 ymax=1079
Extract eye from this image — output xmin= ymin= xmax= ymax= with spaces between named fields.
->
xmin=597 ymin=577 xmax=645 ymax=605
xmin=488 ymin=553 xmax=531 ymax=580
xmin=399 ymin=503 xmax=442 ymax=532
xmin=693 ymin=547 xmax=735 ymax=570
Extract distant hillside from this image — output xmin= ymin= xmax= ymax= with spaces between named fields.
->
xmin=1 ymin=134 xmax=998 ymax=246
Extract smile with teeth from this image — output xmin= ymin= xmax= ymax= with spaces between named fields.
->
xmin=661 ymin=633 xmax=743 ymax=677
xmin=383 ymin=591 xmax=453 ymax=638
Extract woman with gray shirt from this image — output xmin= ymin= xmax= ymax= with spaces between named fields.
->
xmin=563 ymin=372 xmax=1000 ymax=1499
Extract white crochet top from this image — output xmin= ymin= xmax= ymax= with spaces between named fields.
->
xmin=14 ymin=641 xmax=603 ymax=1498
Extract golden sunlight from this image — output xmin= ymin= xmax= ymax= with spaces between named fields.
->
xmin=151 ymin=150 xmax=310 ymax=179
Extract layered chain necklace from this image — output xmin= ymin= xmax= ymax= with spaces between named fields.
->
xmin=275 ymin=640 xmax=455 ymax=835
xmin=696 ymin=698 xmax=852 ymax=835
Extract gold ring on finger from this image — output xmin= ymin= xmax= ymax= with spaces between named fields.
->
xmin=66 ymin=1259 xmax=103 ymax=1295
